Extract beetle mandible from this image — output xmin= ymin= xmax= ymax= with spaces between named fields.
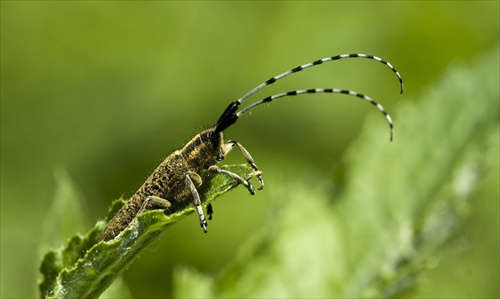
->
xmin=100 ymin=53 xmax=404 ymax=241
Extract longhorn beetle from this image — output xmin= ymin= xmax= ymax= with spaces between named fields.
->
xmin=100 ymin=53 xmax=403 ymax=241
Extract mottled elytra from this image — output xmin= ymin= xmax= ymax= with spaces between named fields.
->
xmin=100 ymin=53 xmax=403 ymax=241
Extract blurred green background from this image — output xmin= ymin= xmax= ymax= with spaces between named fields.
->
xmin=1 ymin=1 xmax=498 ymax=298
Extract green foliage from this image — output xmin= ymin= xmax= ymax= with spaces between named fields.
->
xmin=38 ymin=165 xmax=258 ymax=299
xmin=3 ymin=2 xmax=498 ymax=297
xmin=172 ymin=47 xmax=499 ymax=297
xmin=37 ymin=46 xmax=498 ymax=298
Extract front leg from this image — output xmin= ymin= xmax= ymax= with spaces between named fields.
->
xmin=220 ymin=140 xmax=264 ymax=190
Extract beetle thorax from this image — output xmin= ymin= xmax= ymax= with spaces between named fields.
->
xmin=181 ymin=128 xmax=223 ymax=171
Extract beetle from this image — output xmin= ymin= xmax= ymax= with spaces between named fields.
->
xmin=100 ymin=53 xmax=403 ymax=241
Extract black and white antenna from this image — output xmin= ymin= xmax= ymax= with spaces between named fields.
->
xmin=214 ymin=53 xmax=403 ymax=141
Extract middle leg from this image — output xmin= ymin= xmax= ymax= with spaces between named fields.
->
xmin=185 ymin=172 xmax=208 ymax=233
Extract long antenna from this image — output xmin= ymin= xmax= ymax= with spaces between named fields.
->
xmin=236 ymin=53 xmax=403 ymax=106
xmin=213 ymin=53 xmax=403 ymax=140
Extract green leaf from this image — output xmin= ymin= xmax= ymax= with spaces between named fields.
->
xmin=173 ymin=46 xmax=499 ymax=298
xmin=38 ymin=219 xmax=106 ymax=298
xmin=37 ymin=167 xmax=96 ymax=298
xmin=38 ymin=164 xmax=258 ymax=299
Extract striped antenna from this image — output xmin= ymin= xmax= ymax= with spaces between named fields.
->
xmin=237 ymin=53 xmax=403 ymax=105
xmin=214 ymin=53 xmax=403 ymax=141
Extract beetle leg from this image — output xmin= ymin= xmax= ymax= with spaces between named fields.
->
xmin=207 ymin=203 xmax=213 ymax=220
xmin=138 ymin=195 xmax=172 ymax=214
xmin=186 ymin=172 xmax=208 ymax=233
xmin=208 ymin=165 xmax=255 ymax=195
xmin=221 ymin=140 xmax=264 ymax=190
